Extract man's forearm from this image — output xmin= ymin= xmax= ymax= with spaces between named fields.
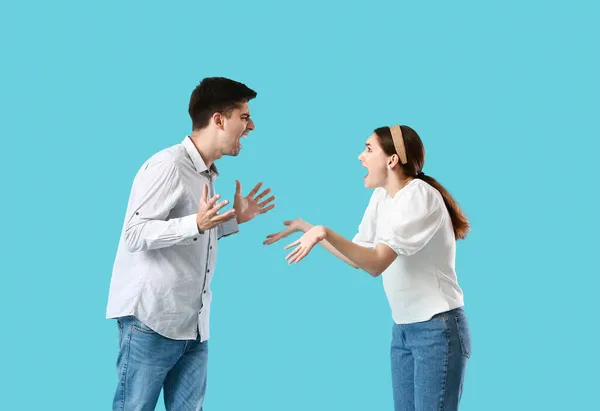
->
xmin=124 ymin=214 xmax=201 ymax=252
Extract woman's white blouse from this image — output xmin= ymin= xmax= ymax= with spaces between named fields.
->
xmin=352 ymin=179 xmax=465 ymax=324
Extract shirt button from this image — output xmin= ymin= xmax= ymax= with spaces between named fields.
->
xmin=210 ymin=246 xmax=212 ymax=250
xmin=203 ymin=290 xmax=207 ymax=294
xmin=135 ymin=212 xmax=139 ymax=215
xmin=194 ymin=238 xmax=197 ymax=241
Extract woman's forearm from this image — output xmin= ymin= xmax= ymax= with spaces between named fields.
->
xmin=320 ymin=239 xmax=359 ymax=268
xmin=298 ymin=221 xmax=358 ymax=268
xmin=322 ymin=227 xmax=396 ymax=277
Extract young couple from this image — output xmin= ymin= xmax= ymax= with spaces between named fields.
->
xmin=106 ymin=77 xmax=472 ymax=411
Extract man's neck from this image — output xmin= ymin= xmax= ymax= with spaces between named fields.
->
xmin=189 ymin=130 xmax=220 ymax=170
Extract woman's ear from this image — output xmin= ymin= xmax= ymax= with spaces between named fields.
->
xmin=388 ymin=154 xmax=399 ymax=170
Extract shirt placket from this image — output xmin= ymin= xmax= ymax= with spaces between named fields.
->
xmin=198 ymin=170 xmax=214 ymax=338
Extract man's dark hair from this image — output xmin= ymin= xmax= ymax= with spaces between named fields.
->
xmin=188 ymin=77 xmax=257 ymax=130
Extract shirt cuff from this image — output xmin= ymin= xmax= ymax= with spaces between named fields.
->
xmin=218 ymin=218 xmax=239 ymax=240
xmin=181 ymin=214 xmax=201 ymax=239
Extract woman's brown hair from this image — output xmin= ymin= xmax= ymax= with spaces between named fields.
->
xmin=374 ymin=125 xmax=470 ymax=240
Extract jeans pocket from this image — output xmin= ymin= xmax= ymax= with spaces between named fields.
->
xmin=117 ymin=319 xmax=124 ymax=346
xmin=130 ymin=317 xmax=156 ymax=334
xmin=454 ymin=315 xmax=471 ymax=358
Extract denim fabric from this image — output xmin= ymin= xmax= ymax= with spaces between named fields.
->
xmin=390 ymin=307 xmax=471 ymax=411
xmin=112 ymin=316 xmax=208 ymax=411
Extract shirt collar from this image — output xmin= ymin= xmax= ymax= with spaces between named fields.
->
xmin=182 ymin=136 xmax=219 ymax=176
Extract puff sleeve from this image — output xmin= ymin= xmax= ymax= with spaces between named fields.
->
xmin=377 ymin=184 xmax=446 ymax=256
xmin=352 ymin=188 xmax=386 ymax=248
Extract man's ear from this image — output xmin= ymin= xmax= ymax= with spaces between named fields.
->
xmin=213 ymin=112 xmax=225 ymax=130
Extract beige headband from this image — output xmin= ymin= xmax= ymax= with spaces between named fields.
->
xmin=389 ymin=125 xmax=407 ymax=164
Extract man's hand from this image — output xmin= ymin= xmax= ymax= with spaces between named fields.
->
xmin=263 ymin=218 xmax=311 ymax=245
xmin=197 ymin=184 xmax=236 ymax=232
xmin=233 ymin=180 xmax=275 ymax=224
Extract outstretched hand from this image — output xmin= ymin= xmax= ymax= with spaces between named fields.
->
xmin=284 ymin=225 xmax=327 ymax=264
xmin=263 ymin=218 xmax=311 ymax=245
xmin=233 ymin=180 xmax=276 ymax=224
xmin=196 ymin=184 xmax=236 ymax=231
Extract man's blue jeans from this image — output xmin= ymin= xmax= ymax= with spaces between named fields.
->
xmin=390 ymin=307 xmax=471 ymax=411
xmin=112 ymin=316 xmax=208 ymax=411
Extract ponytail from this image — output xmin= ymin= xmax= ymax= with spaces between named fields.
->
xmin=416 ymin=174 xmax=470 ymax=240
xmin=374 ymin=125 xmax=470 ymax=240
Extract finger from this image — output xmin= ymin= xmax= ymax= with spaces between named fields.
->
xmin=262 ymin=233 xmax=278 ymax=242
xmin=263 ymin=237 xmax=280 ymax=245
xmin=267 ymin=227 xmax=291 ymax=238
xmin=295 ymin=253 xmax=307 ymax=264
xmin=284 ymin=220 xmax=292 ymax=226
xmin=298 ymin=247 xmax=311 ymax=263
xmin=207 ymin=193 xmax=221 ymax=209
xmin=264 ymin=231 xmax=289 ymax=245
xmin=263 ymin=227 xmax=293 ymax=244
xmin=284 ymin=239 xmax=300 ymax=250
xmin=291 ymin=250 xmax=304 ymax=264
xmin=291 ymin=247 xmax=308 ymax=264
xmin=258 ymin=196 xmax=275 ymax=208
xmin=207 ymin=199 xmax=229 ymax=216
xmin=263 ymin=235 xmax=278 ymax=243
xmin=254 ymin=188 xmax=271 ymax=201
xmin=285 ymin=246 xmax=302 ymax=261
xmin=235 ymin=180 xmax=242 ymax=196
xmin=247 ymin=182 xmax=263 ymax=198
xmin=259 ymin=204 xmax=276 ymax=214
xmin=211 ymin=209 xmax=237 ymax=223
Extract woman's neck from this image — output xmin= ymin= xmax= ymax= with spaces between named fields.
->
xmin=385 ymin=175 xmax=414 ymax=197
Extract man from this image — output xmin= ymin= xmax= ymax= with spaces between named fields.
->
xmin=106 ymin=77 xmax=275 ymax=411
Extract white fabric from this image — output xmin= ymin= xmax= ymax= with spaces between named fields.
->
xmin=353 ymin=179 xmax=464 ymax=324
xmin=106 ymin=136 xmax=239 ymax=341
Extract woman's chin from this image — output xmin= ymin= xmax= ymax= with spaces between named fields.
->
xmin=363 ymin=175 xmax=383 ymax=189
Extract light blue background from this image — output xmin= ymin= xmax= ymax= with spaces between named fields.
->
xmin=1 ymin=1 xmax=598 ymax=410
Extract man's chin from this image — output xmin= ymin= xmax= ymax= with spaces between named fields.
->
xmin=224 ymin=147 xmax=241 ymax=157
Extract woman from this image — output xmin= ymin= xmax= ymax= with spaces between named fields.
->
xmin=264 ymin=125 xmax=472 ymax=411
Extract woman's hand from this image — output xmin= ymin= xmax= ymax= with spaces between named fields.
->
xmin=263 ymin=218 xmax=312 ymax=245
xmin=284 ymin=225 xmax=327 ymax=264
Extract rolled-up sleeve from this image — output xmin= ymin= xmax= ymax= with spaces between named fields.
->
xmin=123 ymin=160 xmax=201 ymax=252
xmin=217 ymin=218 xmax=239 ymax=240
